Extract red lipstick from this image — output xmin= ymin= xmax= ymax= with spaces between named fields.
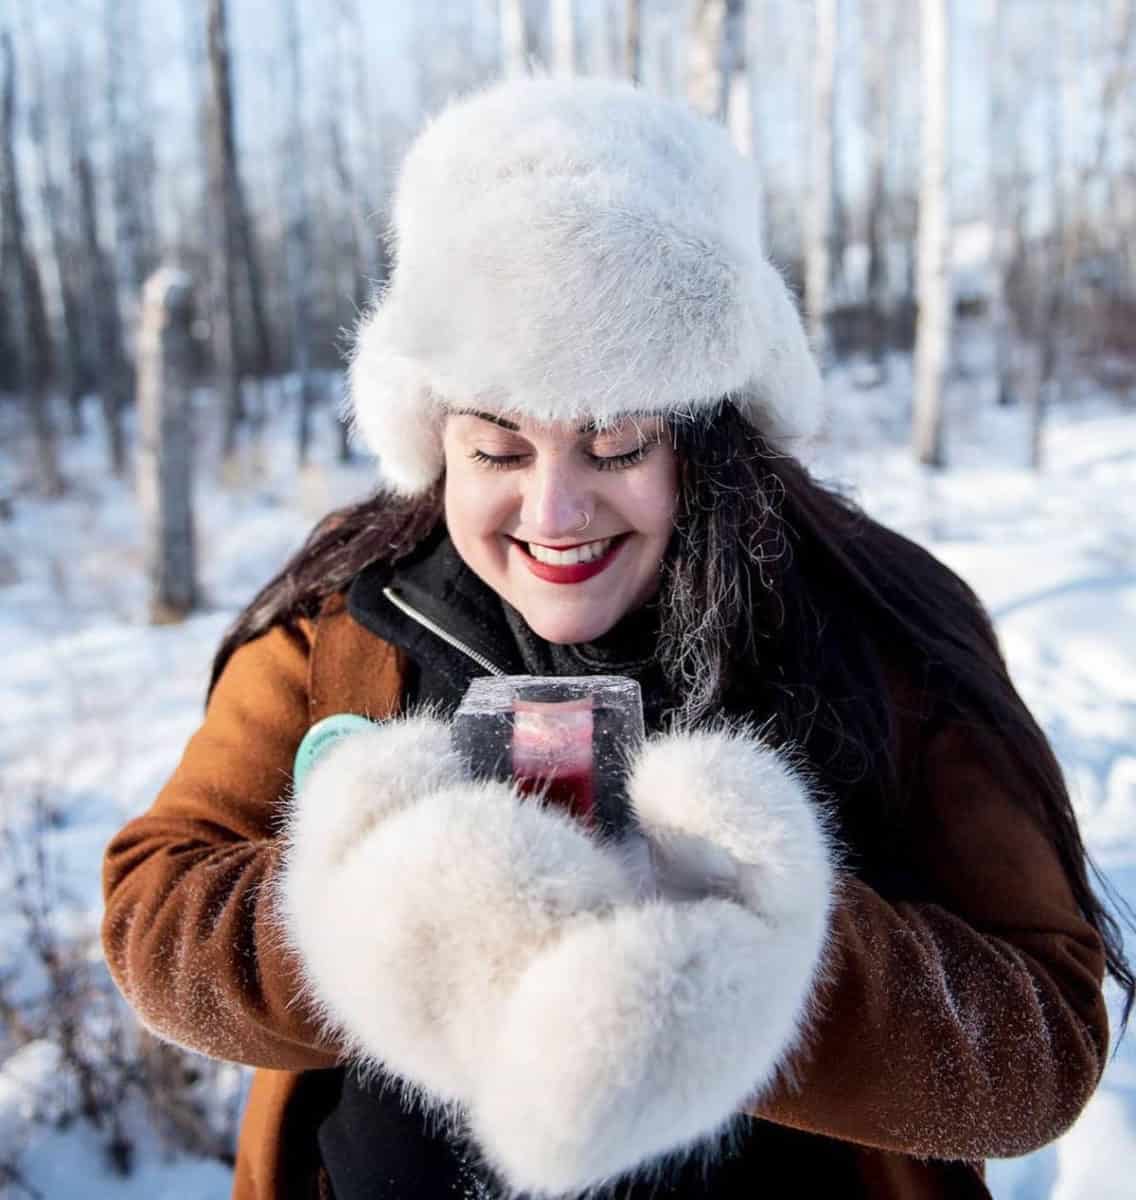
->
xmin=515 ymin=535 xmax=628 ymax=584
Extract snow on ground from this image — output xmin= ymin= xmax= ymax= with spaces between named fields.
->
xmin=1 ymin=363 xmax=1133 ymax=1197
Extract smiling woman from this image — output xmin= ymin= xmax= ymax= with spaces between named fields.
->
xmin=101 ymin=76 xmax=1129 ymax=1200
xmin=442 ymin=409 xmax=678 ymax=643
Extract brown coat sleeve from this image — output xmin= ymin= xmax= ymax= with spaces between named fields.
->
xmin=101 ymin=615 xmax=398 ymax=1071
xmin=753 ymin=716 xmax=1110 ymax=1162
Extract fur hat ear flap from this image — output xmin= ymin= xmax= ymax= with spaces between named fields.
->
xmin=345 ymin=313 xmax=445 ymax=497
xmin=735 ymin=257 xmax=825 ymax=446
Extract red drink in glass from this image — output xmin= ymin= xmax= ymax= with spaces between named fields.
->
xmin=511 ymin=696 xmax=596 ymax=825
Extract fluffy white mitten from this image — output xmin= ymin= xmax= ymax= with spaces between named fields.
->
xmin=467 ymin=725 xmax=838 ymax=1197
xmin=276 ymin=714 xmax=637 ymax=1111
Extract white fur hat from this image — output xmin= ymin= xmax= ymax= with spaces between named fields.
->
xmin=348 ymin=77 xmax=823 ymax=496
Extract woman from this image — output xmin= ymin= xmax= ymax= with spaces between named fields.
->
xmin=101 ymin=79 xmax=1128 ymax=1200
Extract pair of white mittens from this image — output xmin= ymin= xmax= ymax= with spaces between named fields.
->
xmin=277 ymin=714 xmax=838 ymax=1198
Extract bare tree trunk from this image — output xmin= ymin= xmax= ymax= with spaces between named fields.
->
xmin=651 ymin=3 xmax=678 ymax=95
xmin=75 ymin=132 xmax=130 ymax=477
xmin=805 ymin=0 xmax=839 ymax=360
xmin=181 ymin=0 xmax=208 ymax=228
xmin=986 ymin=0 xmax=1015 ymax=406
xmin=137 ymin=268 xmax=198 ymax=623
xmin=701 ymin=2 xmax=765 ymax=239
xmin=233 ymin=183 xmax=273 ymax=381
xmin=551 ymin=0 xmax=577 ymax=76
xmin=625 ymin=0 xmax=642 ymax=83
xmin=687 ymin=0 xmax=727 ymax=121
xmin=913 ymin=0 xmax=952 ymax=468
xmin=587 ymin=0 xmax=612 ymax=76
xmin=863 ymin=0 xmax=896 ymax=373
xmin=501 ymin=0 xmax=529 ymax=77
xmin=1124 ymin=16 xmax=1136 ymax=286
xmin=334 ymin=0 xmax=382 ymax=301
xmin=205 ymin=0 xmax=243 ymax=462
xmin=1 ymin=30 xmax=62 ymax=496
xmin=329 ymin=0 xmax=379 ymax=463
xmin=328 ymin=1 xmax=374 ymax=463
xmin=282 ymin=0 xmax=316 ymax=466
xmin=104 ymin=0 xmax=155 ymax=364
xmin=18 ymin=3 xmax=85 ymax=430
xmin=1090 ymin=0 xmax=1134 ymax=190
xmin=1028 ymin=0 xmax=1068 ymax=470
xmin=725 ymin=1 xmax=748 ymax=128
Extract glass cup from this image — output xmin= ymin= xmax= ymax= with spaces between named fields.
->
xmin=452 ymin=675 xmax=645 ymax=839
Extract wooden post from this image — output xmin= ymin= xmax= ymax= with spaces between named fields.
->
xmin=137 ymin=268 xmax=199 ymax=624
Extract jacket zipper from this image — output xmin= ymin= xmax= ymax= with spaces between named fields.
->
xmin=381 ymin=586 xmax=507 ymax=677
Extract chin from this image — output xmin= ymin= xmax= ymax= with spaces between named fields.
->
xmin=519 ymin=605 xmax=620 ymax=647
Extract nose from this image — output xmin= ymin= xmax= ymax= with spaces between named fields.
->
xmin=521 ymin=456 xmax=593 ymax=540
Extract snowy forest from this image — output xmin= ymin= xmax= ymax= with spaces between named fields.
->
xmin=2 ymin=1 xmax=1135 ymax=1197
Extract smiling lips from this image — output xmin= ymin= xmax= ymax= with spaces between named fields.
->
xmin=513 ymin=534 xmax=629 ymax=584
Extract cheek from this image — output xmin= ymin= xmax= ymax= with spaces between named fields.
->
xmin=617 ymin=454 xmax=679 ymax=539
xmin=443 ymin=460 xmax=514 ymax=542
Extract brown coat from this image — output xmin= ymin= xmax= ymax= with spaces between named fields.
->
xmin=101 ymin=593 xmax=1110 ymax=1199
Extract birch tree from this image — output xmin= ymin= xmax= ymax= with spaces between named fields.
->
xmin=18 ymin=4 xmax=85 ymax=430
xmin=328 ymin=0 xmax=383 ymax=460
xmin=649 ymin=1 xmax=679 ymax=95
xmin=805 ymin=0 xmax=839 ymax=358
xmin=501 ymin=0 xmax=530 ymax=76
xmin=726 ymin=1 xmax=752 ymax=153
xmin=1027 ymin=0 xmax=1068 ymax=469
xmin=863 ymin=0 xmax=898 ymax=372
xmin=912 ymin=0 xmax=952 ymax=468
xmin=1 ymin=30 xmax=62 ymax=496
xmin=206 ymin=0 xmax=245 ymax=461
xmin=1092 ymin=0 xmax=1134 ymax=223
xmin=179 ymin=0 xmax=209 ymax=265
xmin=282 ymin=0 xmax=316 ymax=465
xmin=626 ymin=0 xmax=642 ymax=83
xmin=685 ymin=2 xmax=763 ymax=239
xmin=104 ymin=0 xmax=157 ymax=347
xmin=687 ymin=0 xmax=732 ymax=121
xmin=334 ymin=0 xmax=382 ymax=295
xmin=74 ymin=95 xmax=130 ymax=477
xmin=986 ymin=0 xmax=1014 ymax=405
xmin=551 ymin=0 xmax=577 ymax=75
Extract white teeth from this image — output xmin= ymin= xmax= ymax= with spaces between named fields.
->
xmin=528 ymin=537 xmax=614 ymax=566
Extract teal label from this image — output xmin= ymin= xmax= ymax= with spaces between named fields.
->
xmin=293 ymin=714 xmax=376 ymax=792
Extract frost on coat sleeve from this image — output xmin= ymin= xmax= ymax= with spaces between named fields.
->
xmin=750 ymin=717 xmax=1110 ymax=1162
xmin=100 ymin=619 xmax=400 ymax=1071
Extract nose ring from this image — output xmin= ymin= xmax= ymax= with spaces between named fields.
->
xmin=575 ymin=511 xmax=592 ymax=532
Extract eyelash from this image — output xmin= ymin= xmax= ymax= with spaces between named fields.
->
xmin=468 ymin=445 xmax=652 ymax=472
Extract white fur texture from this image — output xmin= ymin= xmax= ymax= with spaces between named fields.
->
xmin=631 ymin=728 xmax=838 ymax=930
xmin=277 ymin=715 xmax=636 ymax=1108
xmin=284 ymin=715 xmax=465 ymax=871
xmin=278 ymin=716 xmax=837 ymax=1197
xmin=348 ymin=78 xmax=823 ymax=496
xmin=466 ymin=727 xmax=838 ymax=1197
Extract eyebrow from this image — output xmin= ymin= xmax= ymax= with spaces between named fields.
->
xmin=453 ymin=408 xmax=522 ymax=431
xmin=451 ymin=408 xmax=639 ymax=436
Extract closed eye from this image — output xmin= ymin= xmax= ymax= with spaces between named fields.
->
xmin=468 ymin=449 xmax=527 ymax=471
xmin=468 ymin=443 xmax=656 ymax=472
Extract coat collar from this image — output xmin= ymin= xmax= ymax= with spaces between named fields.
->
xmin=347 ymin=525 xmax=526 ymax=690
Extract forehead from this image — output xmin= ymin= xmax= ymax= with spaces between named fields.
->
xmin=445 ymin=407 xmax=660 ymax=437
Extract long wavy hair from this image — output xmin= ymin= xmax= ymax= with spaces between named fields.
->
xmin=210 ymin=401 xmax=1134 ymax=1033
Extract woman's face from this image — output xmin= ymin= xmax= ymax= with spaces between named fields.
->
xmin=442 ymin=409 xmax=679 ymax=644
